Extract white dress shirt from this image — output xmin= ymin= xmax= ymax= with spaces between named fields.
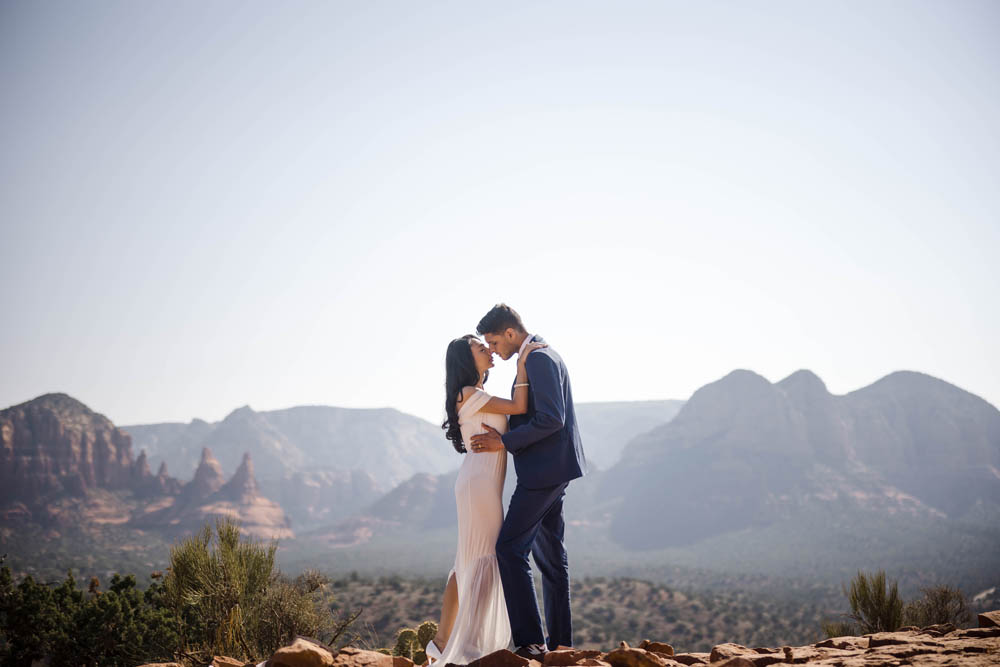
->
xmin=517 ymin=333 xmax=535 ymax=357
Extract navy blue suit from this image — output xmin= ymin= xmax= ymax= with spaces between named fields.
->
xmin=497 ymin=335 xmax=587 ymax=650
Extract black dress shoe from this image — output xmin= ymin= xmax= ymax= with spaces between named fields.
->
xmin=513 ymin=644 xmax=548 ymax=659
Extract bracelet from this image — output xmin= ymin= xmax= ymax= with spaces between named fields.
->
xmin=513 ymin=383 xmax=529 ymax=388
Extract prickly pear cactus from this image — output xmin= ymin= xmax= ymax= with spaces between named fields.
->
xmin=393 ymin=627 xmax=418 ymax=658
xmin=417 ymin=621 xmax=438 ymax=650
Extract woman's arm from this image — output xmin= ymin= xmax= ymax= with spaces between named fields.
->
xmin=479 ymin=342 xmax=546 ymax=415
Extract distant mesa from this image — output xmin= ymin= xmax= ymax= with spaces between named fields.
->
xmin=604 ymin=367 xmax=1000 ymax=550
xmin=0 ymin=394 xmax=293 ymax=540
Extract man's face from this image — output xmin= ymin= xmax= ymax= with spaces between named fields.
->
xmin=483 ymin=330 xmax=518 ymax=361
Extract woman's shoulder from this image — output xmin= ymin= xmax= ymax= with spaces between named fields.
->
xmin=460 ymin=385 xmax=482 ymax=399
xmin=457 ymin=386 xmax=490 ymax=417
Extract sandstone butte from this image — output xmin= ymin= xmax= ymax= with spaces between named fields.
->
xmin=137 ymin=609 xmax=1000 ymax=667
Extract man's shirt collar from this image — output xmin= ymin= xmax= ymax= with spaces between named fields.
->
xmin=518 ymin=333 xmax=535 ymax=357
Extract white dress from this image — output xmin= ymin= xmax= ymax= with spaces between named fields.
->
xmin=437 ymin=388 xmax=512 ymax=665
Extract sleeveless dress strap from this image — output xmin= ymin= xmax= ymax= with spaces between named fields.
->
xmin=458 ymin=388 xmax=491 ymax=419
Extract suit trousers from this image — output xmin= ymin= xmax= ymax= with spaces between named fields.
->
xmin=496 ymin=480 xmax=572 ymax=650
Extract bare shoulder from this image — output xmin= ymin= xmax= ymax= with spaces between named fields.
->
xmin=458 ymin=385 xmax=481 ymax=403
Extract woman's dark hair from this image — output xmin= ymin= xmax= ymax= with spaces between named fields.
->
xmin=442 ymin=334 xmax=487 ymax=453
xmin=476 ymin=303 xmax=526 ymax=336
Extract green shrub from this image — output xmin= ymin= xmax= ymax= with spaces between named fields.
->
xmin=823 ymin=569 xmax=902 ymax=637
xmin=903 ymin=585 xmax=972 ymax=628
xmin=163 ymin=516 xmax=336 ymax=663
xmin=0 ymin=560 xmax=178 ymax=667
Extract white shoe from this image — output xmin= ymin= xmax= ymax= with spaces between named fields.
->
xmin=426 ymin=638 xmax=444 ymax=664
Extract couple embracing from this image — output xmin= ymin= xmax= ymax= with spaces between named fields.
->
xmin=427 ymin=304 xmax=588 ymax=665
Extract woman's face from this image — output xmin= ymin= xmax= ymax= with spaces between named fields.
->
xmin=468 ymin=337 xmax=495 ymax=375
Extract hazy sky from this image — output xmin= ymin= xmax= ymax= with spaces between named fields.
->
xmin=2 ymin=0 xmax=998 ymax=428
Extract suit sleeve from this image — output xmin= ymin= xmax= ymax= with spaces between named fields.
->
xmin=501 ymin=353 xmax=565 ymax=454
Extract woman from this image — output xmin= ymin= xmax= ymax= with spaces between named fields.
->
xmin=427 ymin=334 xmax=545 ymax=665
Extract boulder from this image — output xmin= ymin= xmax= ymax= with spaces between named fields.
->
xmin=978 ymin=610 xmax=1000 ymax=628
xmin=709 ymin=644 xmax=750 ymax=664
xmin=638 ymin=641 xmax=674 ymax=657
xmin=465 ymin=649 xmax=531 ymax=667
xmin=544 ymin=649 xmax=603 ymax=666
xmin=267 ymin=637 xmax=338 ymax=667
xmin=671 ymin=655 xmax=709 ymax=666
xmin=212 ymin=658 xmax=248 ymax=667
xmin=604 ymin=646 xmax=672 ymax=667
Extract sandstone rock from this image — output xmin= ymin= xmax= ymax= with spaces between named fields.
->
xmin=709 ymin=644 xmax=750 ymax=664
xmin=267 ymin=637 xmax=337 ymax=667
xmin=464 ymin=649 xmax=531 ymax=667
xmin=866 ymin=631 xmax=944 ymax=648
xmin=212 ymin=657 xmax=248 ymax=667
xmin=638 ymin=641 xmax=674 ymax=657
xmin=812 ymin=637 xmax=866 ymax=651
xmin=544 ymin=649 xmax=603 ymax=666
xmin=958 ymin=627 xmax=1000 ymax=639
xmin=709 ymin=658 xmax=755 ymax=667
xmin=671 ymin=655 xmax=709 ymax=666
xmin=918 ymin=623 xmax=956 ymax=637
xmin=979 ymin=610 xmax=1000 ymax=628
xmin=577 ymin=660 xmax=612 ymax=667
xmin=604 ymin=646 xmax=671 ymax=667
xmin=741 ymin=654 xmax=784 ymax=667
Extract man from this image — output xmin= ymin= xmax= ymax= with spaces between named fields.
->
xmin=470 ymin=303 xmax=588 ymax=658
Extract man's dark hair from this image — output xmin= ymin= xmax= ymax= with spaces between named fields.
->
xmin=477 ymin=303 xmax=526 ymax=335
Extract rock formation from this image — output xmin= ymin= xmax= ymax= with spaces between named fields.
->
xmin=156 ymin=611 xmax=999 ymax=667
xmin=133 ymin=448 xmax=293 ymax=540
xmin=0 ymin=393 xmax=138 ymax=501
xmin=183 ymin=447 xmax=227 ymax=502
xmin=1 ymin=394 xmax=292 ymax=540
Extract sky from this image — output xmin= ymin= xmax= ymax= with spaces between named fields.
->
xmin=1 ymin=0 xmax=998 ymax=428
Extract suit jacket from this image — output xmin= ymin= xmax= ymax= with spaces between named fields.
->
xmin=501 ymin=335 xmax=588 ymax=489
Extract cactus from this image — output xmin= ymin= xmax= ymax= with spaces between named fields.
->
xmin=417 ymin=621 xmax=438 ymax=650
xmin=413 ymin=649 xmax=427 ymax=664
xmin=393 ymin=627 xmax=418 ymax=658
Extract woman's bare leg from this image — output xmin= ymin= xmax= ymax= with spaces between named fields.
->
xmin=432 ymin=571 xmax=458 ymax=652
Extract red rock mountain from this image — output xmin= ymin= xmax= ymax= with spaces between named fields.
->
xmin=0 ymin=393 xmax=138 ymax=501
xmin=0 ymin=393 xmax=292 ymax=539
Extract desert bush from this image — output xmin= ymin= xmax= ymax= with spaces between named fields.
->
xmin=903 ymin=585 xmax=972 ymax=628
xmin=163 ymin=516 xmax=337 ymax=663
xmin=823 ymin=569 xmax=902 ymax=637
xmin=0 ymin=560 xmax=178 ymax=667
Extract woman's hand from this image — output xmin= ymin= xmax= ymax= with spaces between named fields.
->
xmin=517 ymin=341 xmax=547 ymax=367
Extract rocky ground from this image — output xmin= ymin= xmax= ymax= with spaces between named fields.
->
xmin=139 ymin=610 xmax=1000 ymax=667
